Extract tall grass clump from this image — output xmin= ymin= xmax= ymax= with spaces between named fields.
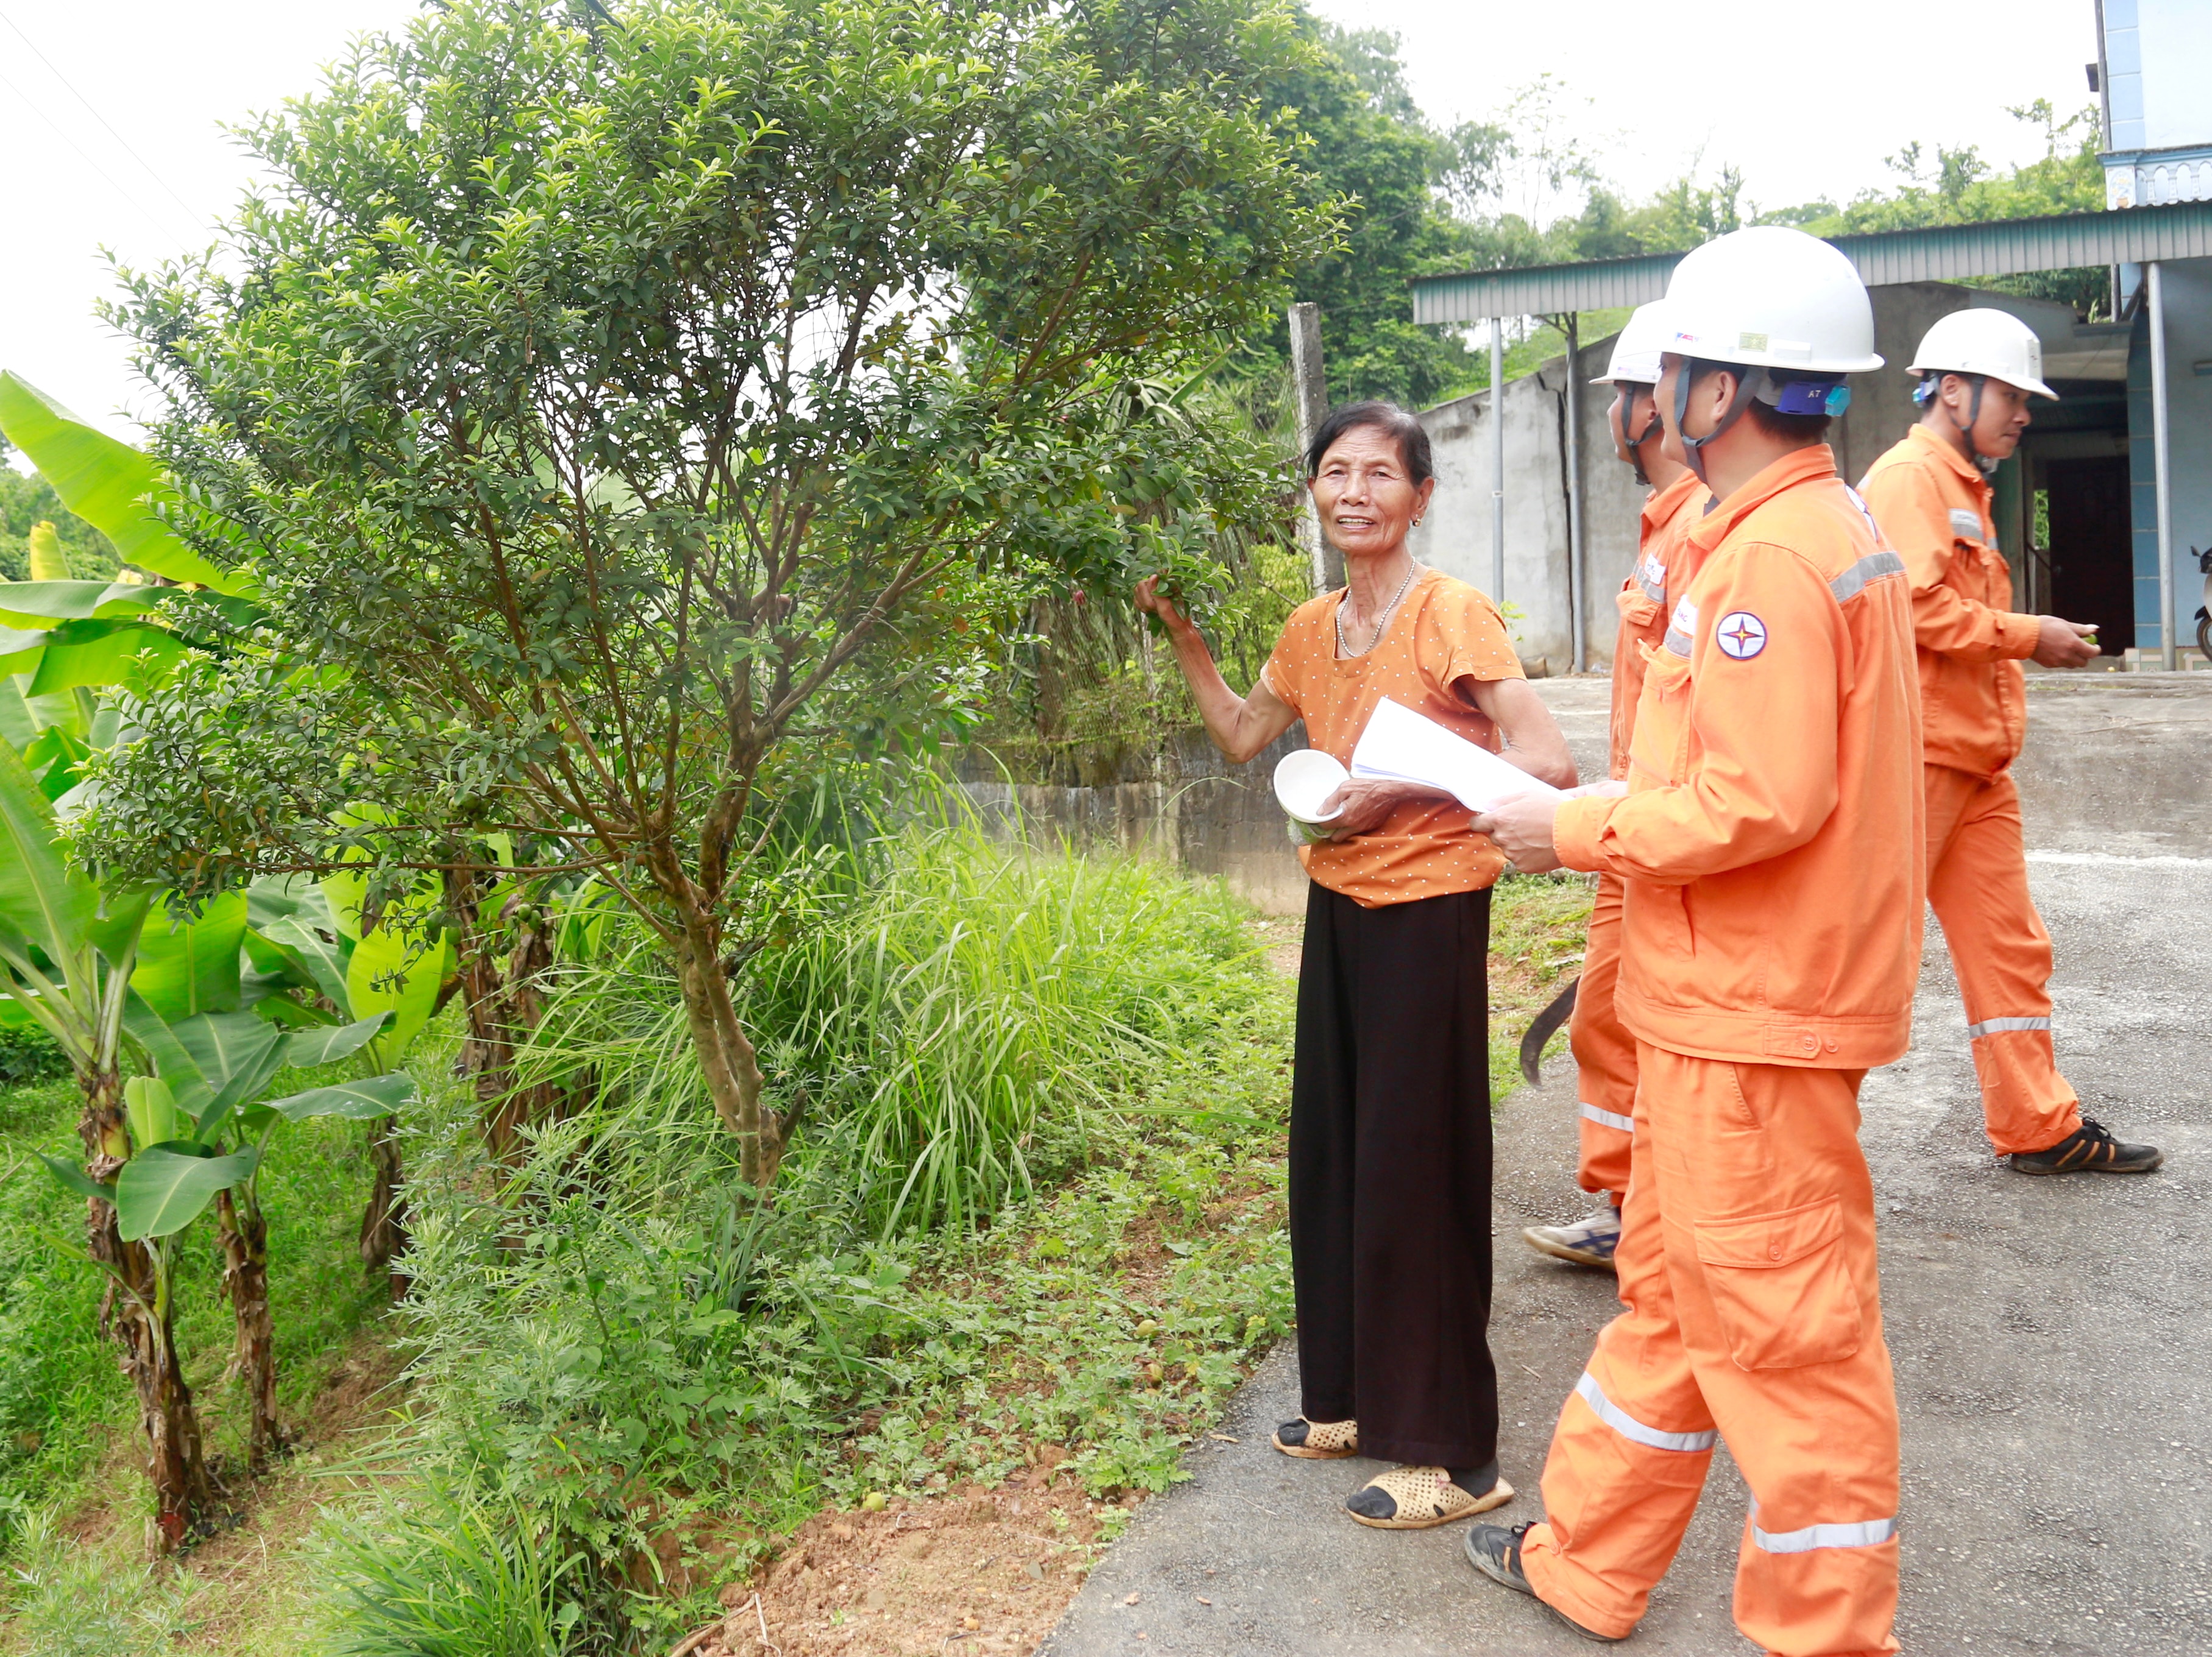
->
xmin=341 ymin=811 xmax=1291 ymax=1650
xmin=522 ymin=805 xmax=1264 ymax=1235
xmin=317 ymin=1484 xmax=590 ymax=1657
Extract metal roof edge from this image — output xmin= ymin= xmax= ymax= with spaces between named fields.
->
xmin=1408 ymin=200 xmax=2212 ymax=324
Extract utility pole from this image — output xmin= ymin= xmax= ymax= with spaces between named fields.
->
xmin=1491 ymin=321 xmax=1507 ymax=605
xmin=1562 ymin=313 xmax=1587 ymax=674
xmin=1288 ymin=302 xmax=1340 ymax=593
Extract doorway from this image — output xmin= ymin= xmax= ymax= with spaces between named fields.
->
xmin=2041 ymin=454 xmax=2134 ymax=654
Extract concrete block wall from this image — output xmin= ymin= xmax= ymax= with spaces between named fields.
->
xmin=1407 ymin=283 xmax=2069 ymax=673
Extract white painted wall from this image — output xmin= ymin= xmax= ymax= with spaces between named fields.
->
xmin=1408 ymin=331 xmax=1638 ymax=674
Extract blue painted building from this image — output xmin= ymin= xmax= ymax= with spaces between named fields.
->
xmin=2100 ymin=0 xmax=2212 ymax=662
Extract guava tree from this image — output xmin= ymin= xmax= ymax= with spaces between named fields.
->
xmin=79 ymin=0 xmax=1333 ymax=1186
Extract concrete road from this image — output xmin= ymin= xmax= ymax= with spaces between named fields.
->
xmin=1041 ymin=675 xmax=2212 ymax=1656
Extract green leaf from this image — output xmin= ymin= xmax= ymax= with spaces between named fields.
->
xmin=114 ymin=1143 xmax=258 ymax=1241
xmin=84 ymin=885 xmax=153 ymax=969
xmin=35 ymin=1151 xmax=113 ymax=1204
xmin=0 ymin=374 xmax=239 ymax=590
xmin=124 ymin=1075 xmax=183 ymax=1150
xmin=24 ymin=620 xmax=190 ymax=697
xmin=248 ymin=993 xmax=336 ymax=1029
xmin=246 ymin=874 xmax=336 ymax=934
xmin=163 ymin=1009 xmax=288 ymax=1144
xmin=123 ymin=990 xmax=207 ymax=1098
xmin=0 ymin=738 xmax=94 ymax=960
xmin=19 ymin=725 xmax=90 ymax=800
xmin=130 ymin=892 xmax=249 ymax=1020
xmin=0 ymin=681 xmax=37 ymax=751
xmin=257 ymin=916 xmax=352 ymax=1016
xmin=0 ymin=581 xmax=161 ymax=631
xmin=264 ymin=1072 xmax=413 ymax=1122
xmin=0 ymin=634 xmax=48 ymax=679
xmin=345 ymin=924 xmax=447 ymax=1055
xmin=279 ymin=1011 xmax=389 ymax=1069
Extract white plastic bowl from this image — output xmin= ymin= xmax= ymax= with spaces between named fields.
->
xmin=1274 ymin=748 xmax=1349 ymax=824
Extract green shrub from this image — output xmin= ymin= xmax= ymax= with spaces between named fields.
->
xmin=0 ymin=1026 xmax=69 ymax=1089
xmin=358 ymin=825 xmax=1294 ymax=1649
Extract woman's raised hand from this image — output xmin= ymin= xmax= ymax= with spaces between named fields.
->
xmin=1133 ymin=574 xmax=1194 ymax=635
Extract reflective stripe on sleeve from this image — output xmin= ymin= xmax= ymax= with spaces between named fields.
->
xmin=1573 ymin=1373 xmax=1717 ymax=1454
xmin=1966 ymin=1016 xmax=2051 ymax=1039
xmin=1827 ymin=550 xmax=1905 ymax=604
xmin=1751 ymin=1511 xmax=1898 ymax=1554
xmin=1578 ymin=1101 xmax=1635 ymax=1133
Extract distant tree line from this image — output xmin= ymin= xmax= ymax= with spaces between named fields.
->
xmin=1261 ymin=7 xmax=2110 ymax=409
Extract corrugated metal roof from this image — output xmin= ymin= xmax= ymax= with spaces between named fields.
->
xmin=1408 ymin=199 xmax=2212 ymax=323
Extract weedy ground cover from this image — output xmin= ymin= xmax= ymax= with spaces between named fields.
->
xmin=0 ymin=838 xmax=1593 ymax=1656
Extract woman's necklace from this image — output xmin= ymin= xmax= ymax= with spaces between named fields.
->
xmin=1335 ymin=560 xmax=1421 ymax=659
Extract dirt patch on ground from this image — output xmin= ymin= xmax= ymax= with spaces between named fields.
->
xmin=679 ymin=1478 xmax=1118 ymax=1657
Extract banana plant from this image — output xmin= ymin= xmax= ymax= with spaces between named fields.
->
xmin=0 ymin=737 xmax=212 ymax=1539
xmin=96 ymin=996 xmax=411 ymax=1472
xmin=0 ymin=373 xmax=253 ymax=747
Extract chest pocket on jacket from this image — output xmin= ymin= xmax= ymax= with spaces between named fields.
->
xmin=1628 ymin=643 xmax=1695 ymax=789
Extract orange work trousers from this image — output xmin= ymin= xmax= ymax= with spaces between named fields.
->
xmin=1568 ymin=873 xmax=1635 ymax=1198
xmin=1924 ymin=763 xmax=2082 ymax=1156
xmin=1520 ymin=1044 xmax=1900 ymax=1657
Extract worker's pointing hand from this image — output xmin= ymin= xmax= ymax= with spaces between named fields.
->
xmin=1470 ymin=791 xmax=1565 ymax=874
xmin=2030 ymin=616 xmax=2099 ymax=669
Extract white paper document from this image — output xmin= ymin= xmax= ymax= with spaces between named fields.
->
xmin=1350 ymin=696 xmax=1559 ymax=813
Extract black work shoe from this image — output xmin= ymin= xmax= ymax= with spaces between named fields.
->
xmin=1462 ymin=1522 xmax=1626 ymax=1644
xmin=2008 ymin=1117 xmax=2164 ymax=1176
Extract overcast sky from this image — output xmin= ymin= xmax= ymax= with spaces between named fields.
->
xmin=2 ymin=0 xmax=2101 ymax=447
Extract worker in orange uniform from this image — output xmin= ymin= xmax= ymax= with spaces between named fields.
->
xmin=1460 ymin=227 xmax=1923 ymax=1656
xmin=1524 ymin=302 xmax=1709 ymax=1273
xmin=1858 ymin=309 xmax=2163 ymax=1176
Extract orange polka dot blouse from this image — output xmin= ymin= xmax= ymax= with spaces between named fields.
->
xmin=1262 ymin=568 xmax=1525 ymax=908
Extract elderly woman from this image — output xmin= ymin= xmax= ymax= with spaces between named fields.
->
xmin=1136 ymin=400 xmax=1575 ymax=1528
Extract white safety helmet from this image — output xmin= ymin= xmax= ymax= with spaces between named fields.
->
xmin=1657 ymin=226 xmax=1882 ymax=484
xmin=1907 ymin=308 xmax=2057 ymax=400
xmin=1662 ymin=226 xmax=1883 ymax=375
xmin=1591 ymin=302 xmax=1673 ymax=387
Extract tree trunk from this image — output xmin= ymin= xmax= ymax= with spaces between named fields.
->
xmin=445 ymin=870 xmax=559 ymax=1159
xmin=80 ymin=1066 xmax=213 ymax=1550
xmin=358 ymin=1116 xmax=409 ymax=1298
xmin=216 ymin=1186 xmax=279 ymax=1472
xmin=673 ymin=907 xmax=782 ymax=1188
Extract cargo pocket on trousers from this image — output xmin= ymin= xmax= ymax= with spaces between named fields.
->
xmin=1691 ymin=1198 xmax=1862 ymax=1370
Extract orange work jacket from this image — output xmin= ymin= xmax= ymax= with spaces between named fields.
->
xmin=1606 ymin=471 xmax=1710 ymax=780
xmin=1554 ymin=445 xmax=1925 ymax=1069
xmin=1858 ymin=424 xmax=2040 ymax=779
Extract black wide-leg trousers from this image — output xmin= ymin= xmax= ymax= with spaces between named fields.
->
xmin=1289 ymin=881 xmax=1498 ymax=1469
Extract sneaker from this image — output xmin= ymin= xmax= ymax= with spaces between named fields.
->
xmin=2008 ymin=1118 xmax=2164 ymax=1176
xmin=1462 ymin=1522 xmax=1626 ymax=1643
xmin=1522 ymin=1204 xmax=1621 ymax=1270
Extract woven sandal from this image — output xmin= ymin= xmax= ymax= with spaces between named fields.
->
xmin=1271 ymin=1416 xmax=1359 ymax=1459
xmin=1345 ymin=1464 xmax=1514 ymax=1530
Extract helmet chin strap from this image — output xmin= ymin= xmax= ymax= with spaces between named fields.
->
xmin=1618 ymin=387 xmax=1663 ymax=486
xmin=1673 ymin=361 xmax=1760 ymax=488
xmin=1927 ymin=372 xmax=2000 ymax=473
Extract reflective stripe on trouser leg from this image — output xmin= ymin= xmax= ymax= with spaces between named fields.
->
xmin=1519 ymin=1128 xmax=1715 ymax=1641
xmin=1750 ymin=1507 xmax=1898 ymax=1554
xmin=1569 ymin=874 xmax=1636 ymax=1195
xmin=1924 ymin=765 xmax=2081 ymax=1156
xmin=1650 ymin=1046 xmax=1899 ymax=1657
